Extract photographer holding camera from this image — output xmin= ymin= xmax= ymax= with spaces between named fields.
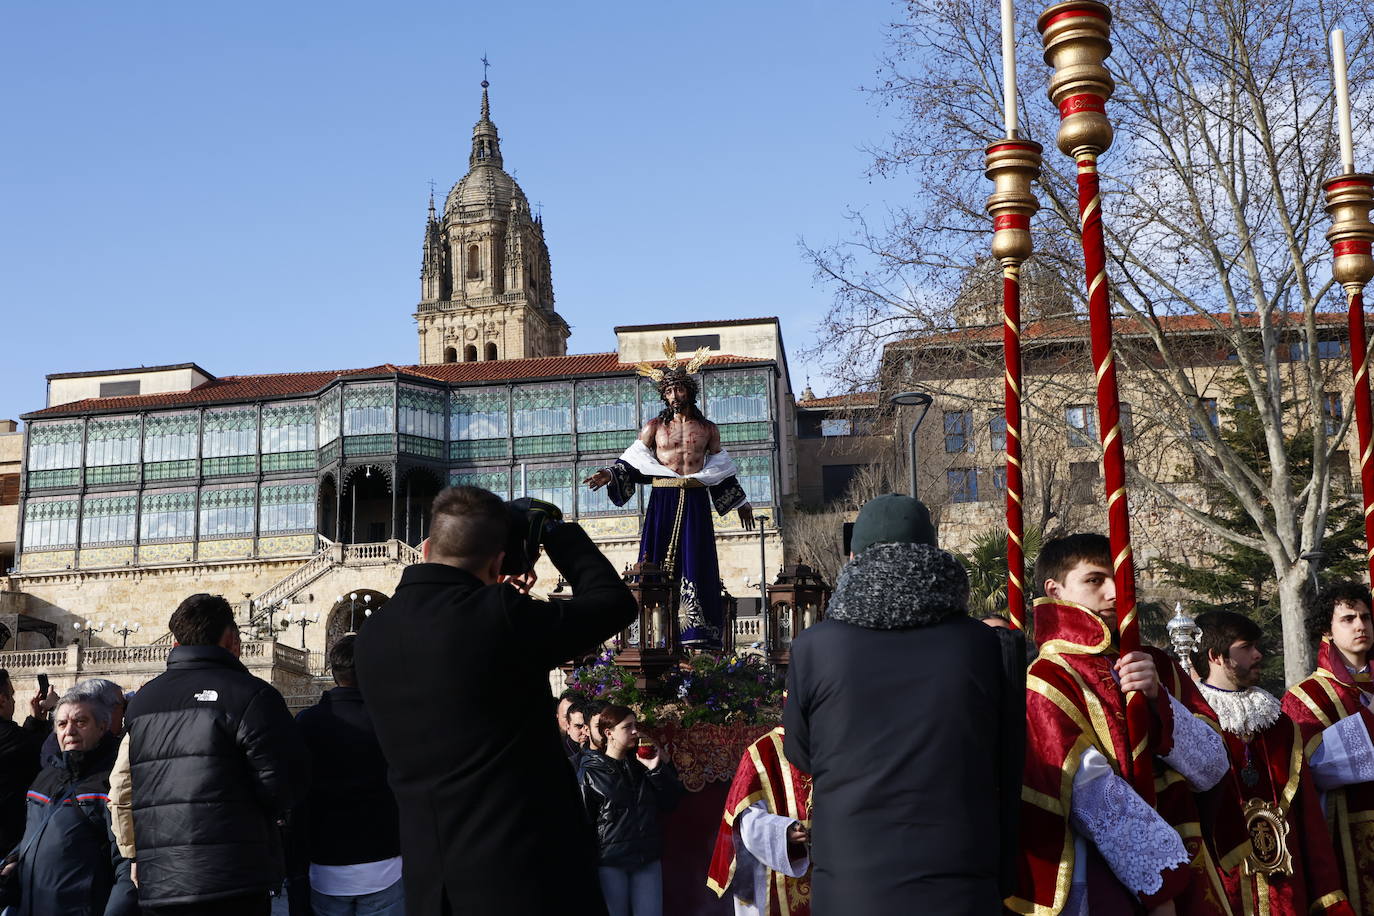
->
xmin=355 ymin=485 xmax=637 ymax=916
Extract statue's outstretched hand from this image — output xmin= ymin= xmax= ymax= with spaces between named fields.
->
xmin=738 ymin=504 xmax=755 ymax=530
xmin=584 ymin=469 xmax=612 ymax=490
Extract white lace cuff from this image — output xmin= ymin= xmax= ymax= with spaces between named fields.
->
xmin=1070 ymin=748 xmax=1190 ymax=897
xmin=1311 ymin=713 xmax=1374 ymax=791
xmin=1159 ymin=694 xmax=1228 ymax=790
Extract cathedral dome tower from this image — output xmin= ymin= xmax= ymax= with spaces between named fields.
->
xmin=415 ymin=81 xmax=569 ymax=365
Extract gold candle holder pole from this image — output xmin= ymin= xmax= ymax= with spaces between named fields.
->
xmin=985 ymin=138 xmax=1042 ymax=631
xmin=1038 ymin=0 xmax=1114 ymax=158
xmin=1326 ymin=174 xmax=1374 ymax=293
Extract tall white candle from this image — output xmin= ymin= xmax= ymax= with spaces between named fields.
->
xmin=1002 ymin=0 xmax=1017 ymax=137
xmin=1332 ymin=29 xmax=1356 ymax=173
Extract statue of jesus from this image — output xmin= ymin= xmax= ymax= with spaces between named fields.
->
xmin=584 ymin=341 xmax=755 ymax=648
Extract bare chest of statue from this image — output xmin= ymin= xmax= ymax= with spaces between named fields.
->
xmin=652 ymin=416 xmax=712 ymax=475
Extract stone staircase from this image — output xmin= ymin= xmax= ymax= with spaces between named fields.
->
xmin=247 ymin=537 xmax=422 ymax=630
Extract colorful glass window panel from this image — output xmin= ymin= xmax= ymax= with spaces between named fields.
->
xmin=449 ymin=469 xmax=511 ymax=498
xmin=524 ymin=466 xmax=574 ymax=514
xmin=82 ymin=493 xmax=137 ymax=545
xmin=24 ymin=498 xmax=78 ymax=548
xmin=576 ymin=463 xmax=626 ymax=516
xmin=144 ymin=412 xmax=198 ymax=462
xmin=398 ymin=386 xmax=446 ymax=441
xmin=512 ymin=384 xmax=572 ymax=436
xmin=140 ymin=489 xmax=196 ymax=541
xmin=577 ymin=379 xmax=637 ymax=432
xmin=705 ymin=372 xmax=770 ymax=424
xmin=199 ymin=486 xmax=256 ymax=538
xmin=344 ymin=384 xmax=395 ymax=436
xmin=260 ymin=482 xmax=316 ymax=533
xmin=263 ymin=403 xmax=317 ymax=453
xmin=639 ymin=377 xmax=667 ymax=421
xmin=28 ymin=422 xmax=83 ymax=470
xmin=451 ymin=388 xmax=508 ymax=440
xmin=318 ymin=387 xmax=342 ymax=446
xmin=86 ymin=416 xmax=140 ymax=467
xmin=203 ymin=407 xmax=257 ymax=458
xmin=734 ymin=455 xmax=773 ymax=506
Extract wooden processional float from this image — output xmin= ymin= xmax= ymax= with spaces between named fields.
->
xmin=986 ymin=0 xmax=1155 ymax=800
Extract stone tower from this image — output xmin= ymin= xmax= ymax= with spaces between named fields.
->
xmin=415 ymin=82 xmax=570 ymax=364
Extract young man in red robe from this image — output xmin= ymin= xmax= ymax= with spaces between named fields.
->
xmin=1009 ymin=533 xmax=1232 ymax=916
xmin=706 ymin=725 xmax=811 ymax=916
xmin=1194 ymin=610 xmax=1353 ymax=915
xmin=1282 ymin=581 xmax=1374 ymax=913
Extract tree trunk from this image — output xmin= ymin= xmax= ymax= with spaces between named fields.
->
xmin=1277 ymin=563 xmax=1314 ymax=687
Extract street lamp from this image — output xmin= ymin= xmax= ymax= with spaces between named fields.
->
xmin=889 ymin=390 xmax=934 ymax=499
xmin=113 ymin=620 xmax=141 ymax=647
xmin=755 ymin=514 xmax=771 ymax=654
xmin=72 ymin=619 xmax=104 ymax=648
xmin=280 ymin=610 xmax=320 ymax=649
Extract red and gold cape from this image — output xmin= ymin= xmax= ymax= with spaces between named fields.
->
xmin=1008 ymin=598 xmax=1235 ymax=916
xmin=1282 ymin=638 xmax=1374 ymax=913
xmin=706 ymin=726 xmax=811 ymax=916
xmin=1208 ymin=704 xmax=1353 ymax=916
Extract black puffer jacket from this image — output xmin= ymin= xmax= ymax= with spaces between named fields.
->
xmin=5 ymin=733 xmax=137 ymax=916
xmin=580 ymin=751 xmax=683 ymax=868
xmin=123 ymin=645 xmax=307 ymax=908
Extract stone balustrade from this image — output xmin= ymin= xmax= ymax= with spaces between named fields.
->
xmin=0 ymin=639 xmax=314 ymax=696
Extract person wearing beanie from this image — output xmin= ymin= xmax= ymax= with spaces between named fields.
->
xmin=783 ymin=494 xmax=1025 ymax=915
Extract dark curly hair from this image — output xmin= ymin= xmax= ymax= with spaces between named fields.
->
xmin=1307 ymin=581 xmax=1373 ymax=645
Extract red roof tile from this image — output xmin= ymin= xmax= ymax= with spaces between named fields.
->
xmin=797 ymin=392 xmax=879 ymax=409
xmin=23 ymin=353 xmax=765 ymax=419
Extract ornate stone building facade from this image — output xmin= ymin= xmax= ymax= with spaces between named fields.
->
xmin=0 ymin=86 xmax=798 ymax=696
xmin=415 ymin=84 xmax=568 ymax=366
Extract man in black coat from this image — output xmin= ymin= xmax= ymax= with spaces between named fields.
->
xmin=0 ymin=670 xmax=51 ymax=855
xmin=288 ymin=634 xmax=403 ymax=915
xmin=356 ymin=485 xmax=638 ymax=916
xmin=784 ymin=494 xmax=1025 ymax=915
xmin=110 ymin=593 xmax=307 ymax=916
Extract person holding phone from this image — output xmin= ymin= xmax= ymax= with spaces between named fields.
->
xmin=0 ymin=670 xmax=52 ymax=855
xmin=580 ymin=706 xmax=683 ymax=916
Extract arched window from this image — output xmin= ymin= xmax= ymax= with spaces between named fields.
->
xmin=466 ymin=245 xmax=480 ymax=279
xmin=464 ymin=345 xmax=478 ymax=362
xmin=485 ymin=342 xmax=498 ymax=361
xmin=443 ymin=347 xmax=457 ymax=364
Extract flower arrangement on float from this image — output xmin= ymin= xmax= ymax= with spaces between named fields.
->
xmin=564 ymin=649 xmax=783 ymax=727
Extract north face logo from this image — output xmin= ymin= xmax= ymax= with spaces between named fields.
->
xmin=193 ymin=689 xmax=219 ymax=702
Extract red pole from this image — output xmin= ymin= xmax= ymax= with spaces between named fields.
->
xmin=1039 ymin=0 xmax=1153 ymax=802
xmin=1324 ymin=175 xmax=1374 ymax=583
xmin=986 ymin=139 xmax=1043 ymax=630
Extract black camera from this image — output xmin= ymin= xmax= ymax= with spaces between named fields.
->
xmin=500 ymin=497 xmax=564 ymax=576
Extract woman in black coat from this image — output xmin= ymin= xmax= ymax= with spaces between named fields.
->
xmin=580 ymin=705 xmax=683 ymax=916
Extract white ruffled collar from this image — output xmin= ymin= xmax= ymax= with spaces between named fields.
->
xmin=1200 ymin=682 xmax=1281 ymax=740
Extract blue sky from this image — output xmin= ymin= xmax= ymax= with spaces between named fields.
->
xmin=0 ymin=0 xmax=904 ymax=421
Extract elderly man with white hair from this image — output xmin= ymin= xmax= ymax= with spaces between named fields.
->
xmin=0 ymin=690 xmax=137 ymax=915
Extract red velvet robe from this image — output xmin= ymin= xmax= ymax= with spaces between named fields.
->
xmin=1282 ymin=639 xmax=1374 ymax=913
xmin=706 ymin=726 xmax=811 ymax=916
xmin=1207 ymin=699 xmax=1353 ymax=916
xmin=1008 ymin=598 xmax=1234 ymax=916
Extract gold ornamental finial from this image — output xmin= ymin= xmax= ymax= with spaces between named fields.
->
xmin=1325 ymin=174 xmax=1374 ymax=294
xmin=1038 ymin=1 xmax=1115 ymax=157
xmin=985 ymin=139 xmax=1043 ymax=265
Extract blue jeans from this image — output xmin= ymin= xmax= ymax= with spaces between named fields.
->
xmin=310 ymin=877 xmax=406 ymax=916
xmin=598 ymin=860 xmax=662 ymax=916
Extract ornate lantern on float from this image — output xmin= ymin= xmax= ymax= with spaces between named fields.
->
xmin=614 ymin=561 xmax=680 ymax=689
xmin=766 ymin=563 xmax=832 ymax=667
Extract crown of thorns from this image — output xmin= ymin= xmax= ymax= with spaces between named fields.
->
xmin=635 ymin=338 xmax=710 ymax=398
